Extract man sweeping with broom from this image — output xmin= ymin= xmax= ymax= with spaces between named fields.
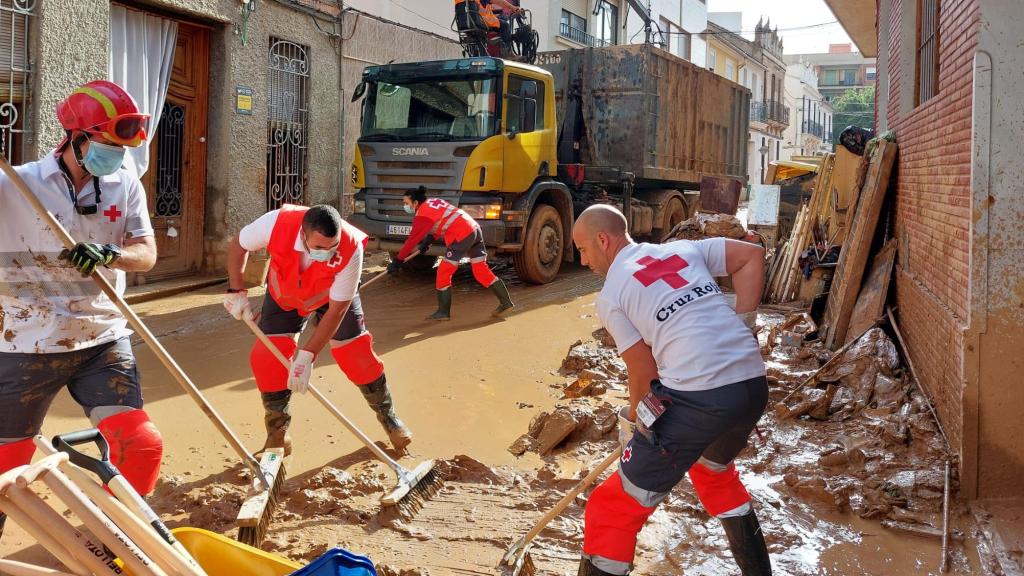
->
xmin=0 ymin=80 xmax=163 ymax=539
xmin=224 ymin=203 xmax=415 ymax=454
xmin=571 ymin=204 xmax=771 ymax=575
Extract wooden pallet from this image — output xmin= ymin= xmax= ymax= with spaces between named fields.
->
xmin=822 ymin=140 xmax=899 ymax=349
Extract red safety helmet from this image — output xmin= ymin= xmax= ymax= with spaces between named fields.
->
xmin=56 ymin=80 xmax=150 ymax=148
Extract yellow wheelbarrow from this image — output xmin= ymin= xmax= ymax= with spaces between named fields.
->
xmin=161 ymin=528 xmax=300 ymax=576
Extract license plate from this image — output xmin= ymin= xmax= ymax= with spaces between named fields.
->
xmin=387 ymin=224 xmax=412 ymax=236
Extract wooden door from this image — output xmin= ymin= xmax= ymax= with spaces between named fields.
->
xmin=141 ymin=22 xmax=209 ymax=280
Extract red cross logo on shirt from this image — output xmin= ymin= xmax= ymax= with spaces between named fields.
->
xmin=621 ymin=445 xmax=633 ymax=463
xmin=632 ymin=255 xmax=689 ymax=289
xmin=103 ymin=205 xmax=122 ymax=223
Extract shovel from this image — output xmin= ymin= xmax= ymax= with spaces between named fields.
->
xmin=501 ymin=447 xmax=622 ymax=576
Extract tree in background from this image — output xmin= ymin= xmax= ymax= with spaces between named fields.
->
xmin=831 ymin=86 xmax=875 ymax=144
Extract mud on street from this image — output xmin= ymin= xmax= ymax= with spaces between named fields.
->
xmin=0 ymin=261 xmax=984 ymax=575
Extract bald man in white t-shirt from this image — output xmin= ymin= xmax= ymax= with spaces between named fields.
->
xmin=570 ymin=205 xmax=771 ymax=576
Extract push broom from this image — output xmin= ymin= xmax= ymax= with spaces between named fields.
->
xmin=501 ymin=447 xmax=622 ymax=576
xmin=0 ymin=156 xmax=284 ymax=547
xmin=243 ymin=317 xmax=444 ymax=518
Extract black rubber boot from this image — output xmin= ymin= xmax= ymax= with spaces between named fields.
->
xmin=720 ymin=509 xmax=772 ymax=575
xmin=489 ymin=279 xmax=514 ymax=317
xmin=260 ymin=390 xmax=292 ymax=457
xmin=359 ymin=375 xmax=413 ymax=450
xmin=577 ymin=556 xmax=620 ymax=576
xmin=428 ymin=288 xmax=452 ymax=321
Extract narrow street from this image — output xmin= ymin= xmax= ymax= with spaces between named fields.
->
xmin=0 ymin=266 xmax=982 ymax=574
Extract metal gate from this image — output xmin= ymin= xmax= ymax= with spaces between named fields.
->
xmin=266 ymin=37 xmax=310 ymax=210
xmin=0 ymin=0 xmax=34 ymax=162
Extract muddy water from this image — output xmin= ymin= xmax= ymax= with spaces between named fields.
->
xmin=0 ymin=264 xmax=982 ymax=574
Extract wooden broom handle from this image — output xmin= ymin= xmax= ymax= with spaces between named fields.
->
xmin=0 ymin=156 xmax=264 ymax=480
xmin=522 ymin=447 xmax=621 ymax=544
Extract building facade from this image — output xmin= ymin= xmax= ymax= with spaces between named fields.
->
xmin=2 ymin=0 xmax=458 ymax=282
xmin=781 ymin=58 xmax=834 ymax=159
xmin=706 ymin=14 xmax=789 ymax=185
xmin=797 ymin=43 xmax=877 ymax=104
xmin=830 ymin=0 xmax=1024 ymax=512
xmin=532 ymin=0 xmax=708 ymax=65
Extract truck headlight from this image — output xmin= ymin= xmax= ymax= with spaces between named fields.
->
xmin=463 ymin=203 xmax=502 ymax=220
xmin=353 ymin=199 xmax=366 ymax=214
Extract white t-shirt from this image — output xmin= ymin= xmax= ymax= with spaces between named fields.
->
xmin=239 ymin=210 xmax=363 ymax=302
xmin=0 ymin=151 xmax=154 ymax=354
xmin=596 ymin=239 xmax=765 ymax=392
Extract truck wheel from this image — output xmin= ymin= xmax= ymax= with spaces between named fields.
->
xmin=653 ymin=196 xmax=686 ymax=242
xmin=513 ymin=204 xmax=563 ymax=284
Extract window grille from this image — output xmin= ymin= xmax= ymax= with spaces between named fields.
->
xmin=266 ymin=37 xmax=310 ymax=210
xmin=0 ymin=0 xmax=34 ymax=163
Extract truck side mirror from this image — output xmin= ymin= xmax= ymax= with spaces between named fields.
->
xmin=351 ymin=81 xmax=367 ymax=102
xmin=523 ymin=98 xmax=537 ymax=133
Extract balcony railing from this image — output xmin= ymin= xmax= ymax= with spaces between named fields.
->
xmin=559 ymin=22 xmax=610 ymax=47
xmin=802 ymin=119 xmax=826 ymax=139
xmin=750 ymin=100 xmax=789 ymax=126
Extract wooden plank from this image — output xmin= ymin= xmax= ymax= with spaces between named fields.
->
xmin=846 ymin=238 xmax=898 ymax=343
xmin=823 ymin=140 xmax=899 ymax=349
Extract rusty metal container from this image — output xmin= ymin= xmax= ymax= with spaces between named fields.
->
xmin=538 ymin=43 xmax=750 ymax=188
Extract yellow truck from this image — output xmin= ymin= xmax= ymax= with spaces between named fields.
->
xmin=349 ymin=43 xmax=750 ymax=283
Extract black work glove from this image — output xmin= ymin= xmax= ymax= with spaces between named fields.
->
xmin=416 ymin=235 xmax=435 ymax=254
xmin=61 ymin=242 xmax=121 ymax=277
xmin=386 ymin=260 xmax=402 ymax=275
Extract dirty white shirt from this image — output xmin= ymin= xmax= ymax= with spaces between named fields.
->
xmin=596 ymin=239 xmax=765 ymax=392
xmin=0 ymin=151 xmax=153 ymax=354
xmin=239 ymin=210 xmax=363 ymax=302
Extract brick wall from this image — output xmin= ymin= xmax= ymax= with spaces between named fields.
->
xmin=884 ymin=0 xmax=979 ymax=454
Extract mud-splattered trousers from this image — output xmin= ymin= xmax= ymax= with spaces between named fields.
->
xmin=583 ymin=376 xmax=768 ymax=574
xmin=0 ymin=337 xmax=163 ymax=495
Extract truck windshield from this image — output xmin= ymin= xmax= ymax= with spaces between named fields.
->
xmin=360 ymin=77 xmax=499 ymax=142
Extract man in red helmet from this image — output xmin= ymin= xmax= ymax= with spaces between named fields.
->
xmin=224 ymin=203 xmax=414 ymax=455
xmin=0 ymin=80 xmax=162 ymax=537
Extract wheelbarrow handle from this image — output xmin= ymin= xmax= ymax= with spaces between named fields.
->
xmin=52 ymin=429 xmax=119 ymax=485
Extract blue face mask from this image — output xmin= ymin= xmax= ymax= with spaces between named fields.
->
xmin=403 ymin=204 xmax=415 ymax=215
xmin=308 ymin=248 xmax=336 ymax=263
xmin=83 ymin=141 xmax=127 ymax=177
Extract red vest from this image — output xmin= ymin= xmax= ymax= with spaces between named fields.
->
xmin=418 ymin=198 xmax=477 ymax=246
xmin=267 ymin=204 xmax=367 ymax=316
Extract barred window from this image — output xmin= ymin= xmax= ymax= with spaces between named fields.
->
xmin=0 ymin=0 xmax=34 ymax=163
xmin=266 ymin=37 xmax=310 ymax=210
xmin=916 ymin=0 xmax=939 ymax=104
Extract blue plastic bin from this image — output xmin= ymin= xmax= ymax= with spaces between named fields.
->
xmin=289 ymin=548 xmax=377 ymax=576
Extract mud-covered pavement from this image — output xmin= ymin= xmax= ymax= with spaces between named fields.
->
xmin=0 ymin=260 xmax=984 ymax=574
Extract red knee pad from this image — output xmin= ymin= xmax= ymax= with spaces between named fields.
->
xmin=250 ymin=335 xmax=297 ymax=392
xmin=436 ymin=260 xmax=457 ymax=290
xmin=0 ymin=438 xmax=36 ymax=475
xmin=688 ymin=461 xmax=751 ymax=517
xmin=470 ymin=261 xmax=497 ymax=287
xmin=331 ymin=332 xmax=385 ymax=386
xmin=583 ymin=471 xmax=658 ymax=564
xmin=97 ymin=409 xmax=163 ymax=496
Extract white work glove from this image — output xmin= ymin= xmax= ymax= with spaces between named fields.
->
xmin=223 ymin=290 xmax=252 ymax=321
xmin=288 ymin=350 xmax=315 ymax=394
xmin=617 ymin=406 xmax=636 ymax=453
xmin=738 ymin=311 xmax=759 ymax=334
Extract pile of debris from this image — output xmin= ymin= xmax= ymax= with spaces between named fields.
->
xmin=763 ymin=320 xmax=953 ymax=538
xmin=558 ymin=329 xmax=626 ymax=399
xmin=666 ymin=212 xmax=747 ymax=242
xmin=507 ymin=403 xmax=618 ymax=456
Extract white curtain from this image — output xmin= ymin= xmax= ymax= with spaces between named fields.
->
xmin=109 ymin=6 xmax=178 ymax=178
